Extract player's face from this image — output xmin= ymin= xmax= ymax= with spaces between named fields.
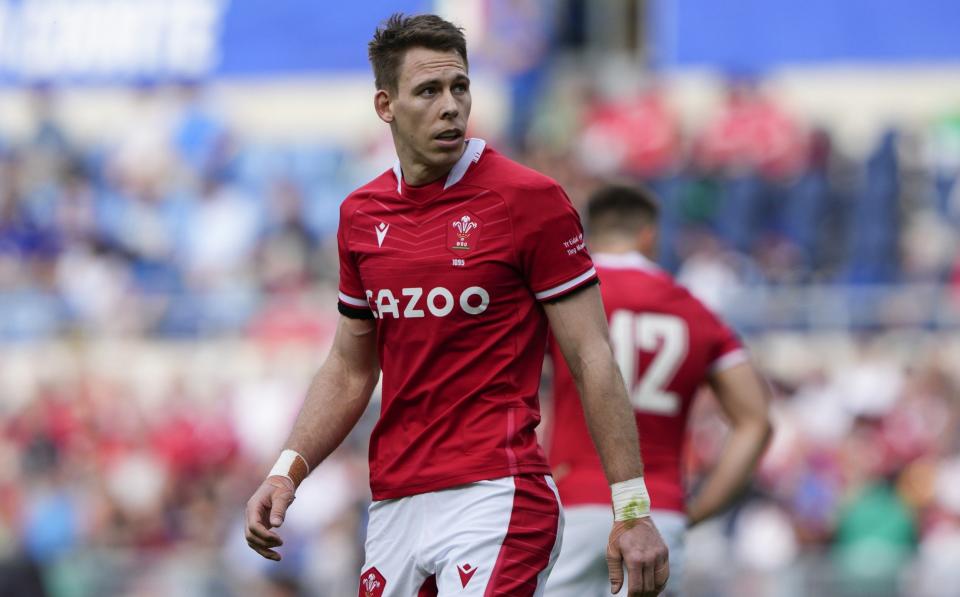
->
xmin=378 ymin=47 xmax=471 ymax=180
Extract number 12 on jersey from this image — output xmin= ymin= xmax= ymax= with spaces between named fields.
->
xmin=609 ymin=311 xmax=688 ymax=415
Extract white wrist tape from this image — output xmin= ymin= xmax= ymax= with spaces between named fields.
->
xmin=611 ymin=477 xmax=652 ymax=522
xmin=268 ymin=449 xmax=310 ymax=488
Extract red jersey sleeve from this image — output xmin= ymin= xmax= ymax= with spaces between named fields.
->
xmin=703 ymin=307 xmax=747 ymax=373
xmin=336 ymin=202 xmax=373 ymax=319
xmin=513 ymin=183 xmax=597 ymax=301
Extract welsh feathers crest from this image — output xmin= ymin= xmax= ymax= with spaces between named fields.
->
xmin=363 ymin=573 xmax=380 ymax=592
xmin=453 ymin=215 xmax=478 ymax=238
xmin=447 ymin=212 xmax=482 ymax=254
xmin=359 ymin=567 xmax=386 ymax=597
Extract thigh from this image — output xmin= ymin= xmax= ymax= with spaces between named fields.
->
xmin=542 ymin=505 xmax=612 ymax=597
xmin=359 ymin=496 xmax=431 ymax=597
xmin=427 ymin=475 xmax=563 ymax=597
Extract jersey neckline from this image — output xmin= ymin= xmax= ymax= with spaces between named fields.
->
xmin=593 ymin=251 xmax=661 ymax=272
xmin=392 ymin=138 xmax=487 ymax=202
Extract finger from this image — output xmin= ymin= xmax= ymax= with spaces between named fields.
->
xmin=247 ymin=540 xmax=282 ymax=561
xmin=654 ymin=558 xmax=670 ymax=594
xmin=247 ymin=520 xmax=280 ymax=541
xmin=270 ymin=492 xmax=294 ymax=528
xmin=246 ymin=517 xmax=284 ymax=545
xmin=245 ymin=526 xmax=283 ymax=548
xmin=624 ymin=556 xmax=645 ymax=597
xmin=606 ymin=546 xmax=624 ymax=594
xmin=642 ymin=559 xmax=655 ymax=596
xmin=245 ymin=525 xmax=282 ymax=551
xmin=246 ymin=492 xmax=273 ymax=528
xmin=244 ymin=527 xmax=283 ymax=548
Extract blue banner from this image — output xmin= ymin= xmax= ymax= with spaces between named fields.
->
xmin=0 ymin=0 xmax=431 ymax=83
xmin=651 ymin=0 xmax=960 ymax=72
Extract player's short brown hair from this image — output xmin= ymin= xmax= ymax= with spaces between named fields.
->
xmin=586 ymin=184 xmax=660 ymax=237
xmin=368 ymin=13 xmax=468 ymax=92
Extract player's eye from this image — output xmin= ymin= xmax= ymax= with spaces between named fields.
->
xmin=419 ymin=86 xmax=437 ymax=97
xmin=453 ymin=82 xmax=469 ymax=94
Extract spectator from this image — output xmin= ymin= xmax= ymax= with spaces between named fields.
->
xmin=694 ymin=77 xmax=808 ymax=180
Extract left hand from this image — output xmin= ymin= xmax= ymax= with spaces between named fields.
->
xmin=606 ymin=517 xmax=670 ymax=596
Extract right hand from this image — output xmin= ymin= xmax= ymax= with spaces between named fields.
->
xmin=244 ymin=475 xmax=296 ymax=561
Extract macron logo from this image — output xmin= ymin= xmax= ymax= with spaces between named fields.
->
xmin=375 ymin=222 xmax=390 ymax=247
xmin=457 ymin=563 xmax=477 ymax=588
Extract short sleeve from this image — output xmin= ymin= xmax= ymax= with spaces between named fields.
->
xmin=336 ymin=204 xmax=373 ymax=319
xmin=514 ymin=184 xmax=597 ymax=302
xmin=706 ymin=310 xmax=747 ymax=373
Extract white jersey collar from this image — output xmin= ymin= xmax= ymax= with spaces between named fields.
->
xmin=593 ymin=251 xmax=661 ymax=272
xmin=393 ymin=138 xmax=487 ymax=194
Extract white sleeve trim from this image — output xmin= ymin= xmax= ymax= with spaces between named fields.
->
xmin=534 ymin=266 xmax=597 ymax=301
xmin=710 ymin=348 xmax=749 ymax=373
xmin=338 ymin=292 xmax=369 ymax=308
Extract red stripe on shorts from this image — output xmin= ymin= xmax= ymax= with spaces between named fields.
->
xmin=418 ymin=574 xmax=438 ymax=596
xmin=484 ymin=475 xmax=560 ymax=596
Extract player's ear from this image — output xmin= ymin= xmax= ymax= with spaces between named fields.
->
xmin=637 ymin=226 xmax=658 ymax=257
xmin=374 ymin=89 xmax=394 ymax=124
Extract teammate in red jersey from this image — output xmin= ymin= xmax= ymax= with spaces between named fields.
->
xmin=544 ymin=185 xmax=773 ymax=596
xmin=244 ymin=14 xmax=668 ymax=597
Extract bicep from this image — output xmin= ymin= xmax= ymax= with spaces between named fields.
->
xmin=543 ymin=285 xmax=611 ymax=376
xmin=329 ymin=315 xmax=379 ymax=374
xmin=707 ymin=361 xmax=770 ymax=426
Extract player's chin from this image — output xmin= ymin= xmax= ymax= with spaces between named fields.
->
xmin=425 ymin=143 xmax=464 ymax=169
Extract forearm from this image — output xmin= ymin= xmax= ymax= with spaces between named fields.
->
xmin=687 ymin=419 xmax=771 ymax=525
xmin=283 ymin=354 xmax=378 ymax=470
xmin=572 ymin=347 xmax=644 ymax=484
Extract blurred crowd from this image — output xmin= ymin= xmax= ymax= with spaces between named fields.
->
xmin=1 ymin=75 xmax=960 ymax=595
xmin=0 ymin=339 xmax=371 ymax=596
xmin=0 ymin=84 xmax=351 ymax=340
xmin=2 ymin=333 xmax=959 ymax=596
xmin=3 ymin=78 xmax=960 ymax=341
xmin=528 ymin=77 xmax=960 ymax=310
xmin=683 ymin=333 xmax=960 ymax=596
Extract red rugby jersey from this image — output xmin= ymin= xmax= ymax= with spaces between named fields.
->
xmin=337 ymin=139 xmax=597 ymax=500
xmin=548 ymin=252 xmax=745 ymax=513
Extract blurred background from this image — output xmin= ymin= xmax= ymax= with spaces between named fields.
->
xmin=1 ymin=0 xmax=959 ymax=595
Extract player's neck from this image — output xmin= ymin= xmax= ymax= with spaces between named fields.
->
xmin=396 ymin=145 xmax=467 ymax=187
xmin=400 ymin=164 xmax=449 ymax=187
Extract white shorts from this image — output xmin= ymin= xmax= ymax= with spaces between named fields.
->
xmin=359 ymin=474 xmax=564 ymax=597
xmin=543 ymin=506 xmax=687 ymax=597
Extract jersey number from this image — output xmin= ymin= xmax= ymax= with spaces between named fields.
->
xmin=609 ymin=311 xmax=688 ymax=415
